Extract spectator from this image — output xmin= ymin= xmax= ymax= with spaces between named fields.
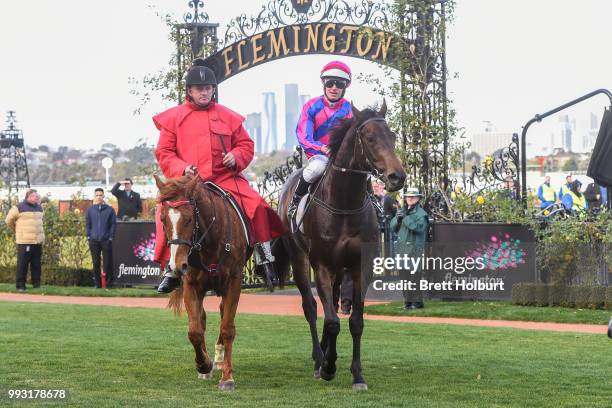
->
xmin=390 ymin=188 xmax=429 ymax=310
xmin=559 ymin=174 xmax=573 ymax=200
xmin=86 ymin=188 xmax=117 ymax=288
xmin=5 ymin=189 xmax=44 ymax=291
xmin=561 ymin=180 xmax=587 ymax=214
xmin=537 ymin=175 xmax=557 ymax=209
xmin=111 ymin=178 xmax=142 ymax=220
xmin=584 ymin=182 xmax=603 ymax=211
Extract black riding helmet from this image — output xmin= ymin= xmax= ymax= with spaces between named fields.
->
xmin=185 ymin=58 xmax=217 ymax=104
xmin=185 ymin=59 xmax=217 ymax=87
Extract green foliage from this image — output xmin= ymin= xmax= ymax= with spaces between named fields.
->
xmin=0 ymin=203 xmax=91 ymax=272
xmin=562 ymin=158 xmax=578 ymax=172
xmin=533 ymin=212 xmax=611 ymax=285
xmin=0 ymin=265 xmax=92 ymax=286
xmin=512 ymin=283 xmax=608 ymax=310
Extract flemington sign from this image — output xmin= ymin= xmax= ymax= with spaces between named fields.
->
xmin=178 ymin=0 xmax=414 ymax=85
xmin=207 ymin=23 xmax=398 ymax=83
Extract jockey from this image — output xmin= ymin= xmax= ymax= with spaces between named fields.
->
xmin=153 ymin=59 xmax=285 ymax=293
xmin=287 ymin=60 xmax=353 ymax=219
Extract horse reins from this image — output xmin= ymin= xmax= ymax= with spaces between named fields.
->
xmin=308 ymin=116 xmax=386 ymax=216
xmin=163 ymin=185 xmax=233 ymax=275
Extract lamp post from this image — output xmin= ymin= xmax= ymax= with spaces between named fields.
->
xmin=101 ymin=157 xmax=113 ymax=190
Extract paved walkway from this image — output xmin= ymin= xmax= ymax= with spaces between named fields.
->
xmin=0 ymin=293 xmax=608 ymax=335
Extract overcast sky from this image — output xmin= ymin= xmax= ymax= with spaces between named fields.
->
xmin=0 ymin=0 xmax=610 ymax=158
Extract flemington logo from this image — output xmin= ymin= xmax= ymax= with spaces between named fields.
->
xmin=117 ymin=263 xmax=161 ymax=279
xmin=133 ymin=233 xmax=156 ymax=262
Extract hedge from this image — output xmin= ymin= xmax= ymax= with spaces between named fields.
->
xmin=512 ymin=283 xmax=610 ymax=310
xmin=0 ymin=265 xmax=93 ymax=287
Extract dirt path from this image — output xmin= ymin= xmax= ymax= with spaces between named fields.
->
xmin=0 ymin=293 xmax=608 ymax=335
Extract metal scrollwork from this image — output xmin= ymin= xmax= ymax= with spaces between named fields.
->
xmin=183 ymin=0 xmax=209 ymax=24
xmin=256 ymin=148 xmax=303 ymax=210
xmin=219 ymin=0 xmax=389 ymax=47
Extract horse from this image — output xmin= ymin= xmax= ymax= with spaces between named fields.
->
xmin=274 ymin=102 xmax=406 ymax=390
xmin=155 ymin=174 xmax=250 ymax=391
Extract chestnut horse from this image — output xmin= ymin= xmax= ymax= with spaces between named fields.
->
xmin=275 ymin=102 xmax=406 ymax=390
xmin=155 ymin=175 xmax=249 ymax=391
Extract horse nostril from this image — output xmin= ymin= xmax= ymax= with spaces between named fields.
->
xmin=387 ymin=172 xmax=402 ymax=183
xmin=181 ymin=263 xmax=189 ymax=273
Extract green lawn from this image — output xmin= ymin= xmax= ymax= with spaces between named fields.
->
xmin=365 ymin=300 xmax=612 ymax=325
xmin=0 ymin=302 xmax=611 ymax=407
xmin=0 ymin=283 xmax=270 ymax=297
xmin=0 ymin=282 xmax=163 ymax=297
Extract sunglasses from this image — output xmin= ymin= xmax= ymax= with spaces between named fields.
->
xmin=324 ymin=79 xmax=348 ymax=90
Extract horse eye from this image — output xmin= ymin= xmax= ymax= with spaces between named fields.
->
xmin=185 ymin=218 xmax=192 ymax=226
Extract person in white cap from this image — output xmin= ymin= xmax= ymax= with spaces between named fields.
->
xmin=390 ymin=187 xmax=429 ymax=309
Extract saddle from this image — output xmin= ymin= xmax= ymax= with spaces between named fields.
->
xmin=203 ymin=181 xmax=252 ymax=248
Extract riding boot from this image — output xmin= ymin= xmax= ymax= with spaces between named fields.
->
xmin=254 ymin=241 xmax=276 ymax=292
xmin=157 ymin=265 xmax=182 ymax=294
xmin=288 ymin=175 xmax=311 ymax=220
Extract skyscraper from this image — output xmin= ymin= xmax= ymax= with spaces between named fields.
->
xmin=262 ymin=92 xmax=278 ymax=154
xmin=284 ymin=84 xmax=300 ymax=151
xmin=558 ymin=114 xmax=573 ymax=153
xmin=245 ymin=113 xmax=262 ymax=154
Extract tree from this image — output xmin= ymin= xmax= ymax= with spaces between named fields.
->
xmin=562 ymin=158 xmax=578 ymax=172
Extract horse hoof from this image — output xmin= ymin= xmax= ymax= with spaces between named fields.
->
xmin=197 ymin=369 xmax=214 ymax=380
xmin=313 ymin=370 xmax=321 ymax=379
xmin=318 ymin=367 xmax=335 ymax=382
xmin=352 ymin=383 xmax=368 ymax=391
xmin=218 ymin=380 xmax=235 ymax=391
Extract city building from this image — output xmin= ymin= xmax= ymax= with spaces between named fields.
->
xmin=470 ymin=121 xmax=513 ymax=157
xmin=245 ymin=113 xmax=263 ymax=154
xmin=284 ymin=84 xmax=300 ymax=151
xmin=262 ymin=92 xmax=278 ymax=153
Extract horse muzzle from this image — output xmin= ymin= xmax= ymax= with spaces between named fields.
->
xmin=384 ymin=170 xmax=406 ymax=192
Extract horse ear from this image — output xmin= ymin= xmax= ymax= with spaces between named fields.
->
xmin=154 ymin=174 xmax=165 ymax=191
xmin=351 ymin=102 xmax=362 ymax=121
xmin=185 ymin=175 xmax=200 ymax=199
xmin=379 ymin=99 xmax=387 ymax=118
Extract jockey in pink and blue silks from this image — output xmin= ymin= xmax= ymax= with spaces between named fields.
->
xmin=288 ymin=60 xmax=353 ymax=218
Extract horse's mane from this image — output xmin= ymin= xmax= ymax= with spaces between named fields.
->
xmin=156 ymin=175 xmax=194 ymax=202
xmin=328 ymin=108 xmax=379 ymax=158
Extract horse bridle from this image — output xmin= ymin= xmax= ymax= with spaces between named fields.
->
xmin=163 ymin=198 xmax=215 ymax=257
xmin=330 ymin=116 xmax=386 ymax=180
xmin=162 ymin=186 xmax=234 ymax=276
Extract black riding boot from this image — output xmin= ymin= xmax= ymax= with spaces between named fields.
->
xmin=254 ymin=241 xmax=276 ymax=292
xmin=157 ymin=265 xmax=181 ymax=294
xmin=288 ymin=175 xmax=311 ymax=220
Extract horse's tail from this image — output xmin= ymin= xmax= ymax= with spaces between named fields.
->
xmin=272 ymin=237 xmax=290 ymax=289
xmin=167 ymin=285 xmax=184 ymax=316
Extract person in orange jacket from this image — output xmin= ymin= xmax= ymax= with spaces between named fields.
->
xmin=153 ymin=59 xmax=284 ymax=293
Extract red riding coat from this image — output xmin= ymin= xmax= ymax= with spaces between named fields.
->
xmin=153 ymin=100 xmax=284 ymax=265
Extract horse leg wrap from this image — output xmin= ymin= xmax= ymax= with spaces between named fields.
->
xmin=214 ymin=344 xmax=225 ymax=369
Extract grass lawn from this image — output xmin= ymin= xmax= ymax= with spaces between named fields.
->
xmin=0 ymin=283 xmax=269 ymax=297
xmin=0 ymin=302 xmax=611 ymax=407
xmin=365 ymin=300 xmax=612 ymax=325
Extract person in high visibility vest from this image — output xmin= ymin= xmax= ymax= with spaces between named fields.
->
xmin=561 ymin=180 xmax=587 ymax=214
xmin=559 ymin=174 xmax=572 ymax=200
xmin=537 ymin=176 xmax=557 ymax=209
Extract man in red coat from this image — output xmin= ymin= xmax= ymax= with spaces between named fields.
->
xmin=153 ymin=59 xmax=284 ymax=293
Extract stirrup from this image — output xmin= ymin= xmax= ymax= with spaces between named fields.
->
xmin=288 ymin=194 xmax=302 ymax=219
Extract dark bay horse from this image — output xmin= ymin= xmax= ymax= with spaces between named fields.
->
xmin=155 ymin=175 xmax=250 ymax=391
xmin=275 ymin=102 xmax=406 ymax=390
